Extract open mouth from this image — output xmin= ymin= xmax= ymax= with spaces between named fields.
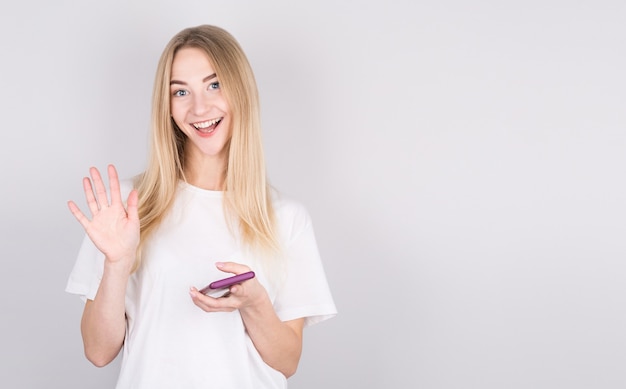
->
xmin=191 ymin=117 xmax=222 ymax=134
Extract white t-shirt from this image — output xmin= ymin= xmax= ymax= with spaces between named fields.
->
xmin=66 ymin=181 xmax=337 ymax=388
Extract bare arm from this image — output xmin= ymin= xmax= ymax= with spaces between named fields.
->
xmin=239 ymin=297 xmax=305 ymax=377
xmin=80 ymin=260 xmax=131 ymax=366
xmin=68 ymin=165 xmax=139 ymax=366
xmin=189 ymin=262 xmax=305 ymax=377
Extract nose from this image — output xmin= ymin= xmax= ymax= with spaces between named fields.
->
xmin=191 ymin=93 xmax=210 ymax=116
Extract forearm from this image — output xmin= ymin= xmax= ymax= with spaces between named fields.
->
xmin=240 ymin=296 xmax=304 ymax=378
xmin=81 ymin=260 xmax=130 ymax=367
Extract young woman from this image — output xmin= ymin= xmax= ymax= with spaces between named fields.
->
xmin=66 ymin=25 xmax=336 ymax=388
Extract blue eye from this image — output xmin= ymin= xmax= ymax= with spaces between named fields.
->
xmin=173 ymin=90 xmax=188 ymax=97
xmin=209 ymin=82 xmax=220 ymax=90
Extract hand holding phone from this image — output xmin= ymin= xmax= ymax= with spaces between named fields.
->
xmin=199 ymin=271 xmax=255 ymax=297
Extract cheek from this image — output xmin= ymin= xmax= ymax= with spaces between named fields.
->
xmin=170 ymin=114 xmax=188 ymax=134
xmin=170 ymin=103 xmax=186 ymax=124
xmin=217 ymin=96 xmax=231 ymax=114
xmin=222 ymin=118 xmax=233 ymax=138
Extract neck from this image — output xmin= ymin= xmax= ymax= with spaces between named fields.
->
xmin=183 ymin=154 xmax=227 ymax=191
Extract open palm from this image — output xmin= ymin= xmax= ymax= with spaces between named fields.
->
xmin=68 ymin=165 xmax=140 ymax=270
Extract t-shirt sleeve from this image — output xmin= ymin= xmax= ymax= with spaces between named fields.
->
xmin=65 ymin=233 xmax=105 ymax=302
xmin=273 ymin=202 xmax=337 ymax=327
xmin=65 ymin=178 xmax=135 ymax=302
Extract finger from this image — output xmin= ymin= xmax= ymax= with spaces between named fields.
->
xmin=189 ymin=287 xmax=236 ymax=312
xmin=107 ymin=164 xmax=123 ymax=206
xmin=90 ymin=167 xmax=110 ymax=208
xmin=125 ymin=189 xmax=139 ymax=222
xmin=227 ymin=283 xmax=251 ymax=297
xmin=67 ymin=200 xmax=91 ymax=230
xmin=82 ymin=176 xmax=100 ymax=215
xmin=215 ymin=261 xmax=251 ymax=275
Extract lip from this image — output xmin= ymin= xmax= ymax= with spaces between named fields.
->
xmin=190 ymin=117 xmax=222 ymax=137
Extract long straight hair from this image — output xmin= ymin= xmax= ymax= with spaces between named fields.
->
xmin=133 ymin=25 xmax=279 ymax=271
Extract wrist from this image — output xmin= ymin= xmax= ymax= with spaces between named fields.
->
xmin=103 ymin=255 xmax=135 ymax=277
xmin=240 ymin=288 xmax=272 ymax=316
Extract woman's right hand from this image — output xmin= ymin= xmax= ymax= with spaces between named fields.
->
xmin=68 ymin=164 xmax=140 ymax=272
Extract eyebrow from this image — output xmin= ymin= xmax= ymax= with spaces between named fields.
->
xmin=170 ymin=73 xmax=217 ymax=86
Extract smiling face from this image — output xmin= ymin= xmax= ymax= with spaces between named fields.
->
xmin=170 ymin=47 xmax=232 ymax=168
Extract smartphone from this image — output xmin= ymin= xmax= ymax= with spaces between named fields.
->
xmin=199 ymin=271 xmax=256 ymax=297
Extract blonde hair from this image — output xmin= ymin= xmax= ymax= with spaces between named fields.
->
xmin=134 ymin=25 xmax=278 ymax=271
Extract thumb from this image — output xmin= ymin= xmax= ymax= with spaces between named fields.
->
xmin=216 ymin=261 xmax=251 ymax=275
xmin=126 ymin=189 xmax=139 ymax=222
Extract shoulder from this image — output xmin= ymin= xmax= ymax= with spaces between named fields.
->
xmin=271 ymin=190 xmax=314 ymax=243
xmin=272 ymin=190 xmax=311 ymax=225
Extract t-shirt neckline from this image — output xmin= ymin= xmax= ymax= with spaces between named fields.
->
xmin=178 ymin=180 xmax=223 ymax=197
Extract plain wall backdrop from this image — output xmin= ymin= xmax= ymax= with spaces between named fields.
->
xmin=1 ymin=0 xmax=625 ymax=388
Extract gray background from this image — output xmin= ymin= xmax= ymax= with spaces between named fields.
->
xmin=1 ymin=0 xmax=625 ymax=388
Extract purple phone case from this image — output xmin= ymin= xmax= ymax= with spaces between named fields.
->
xmin=199 ymin=271 xmax=255 ymax=295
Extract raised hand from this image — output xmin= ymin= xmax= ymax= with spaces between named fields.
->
xmin=68 ymin=165 xmax=140 ymax=272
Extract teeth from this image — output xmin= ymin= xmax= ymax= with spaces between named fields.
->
xmin=193 ymin=118 xmax=221 ymax=129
